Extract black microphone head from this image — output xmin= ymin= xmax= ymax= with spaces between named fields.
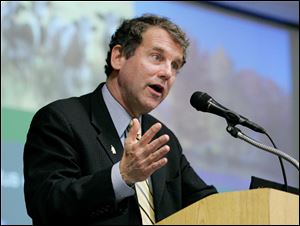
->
xmin=190 ymin=91 xmax=212 ymax=112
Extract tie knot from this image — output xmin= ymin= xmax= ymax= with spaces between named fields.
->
xmin=126 ymin=119 xmax=141 ymax=141
xmin=136 ymin=130 xmax=142 ymax=141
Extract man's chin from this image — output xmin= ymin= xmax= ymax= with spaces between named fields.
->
xmin=140 ymin=101 xmax=161 ymax=114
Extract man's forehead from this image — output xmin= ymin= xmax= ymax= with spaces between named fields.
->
xmin=141 ymin=28 xmax=184 ymax=59
xmin=142 ymin=27 xmax=173 ymax=41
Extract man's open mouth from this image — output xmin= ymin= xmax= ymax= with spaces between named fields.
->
xmin=149 ymin=84 xmax=164 ymax=94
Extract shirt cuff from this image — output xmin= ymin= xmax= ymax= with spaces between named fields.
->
xmin=111 ymin=162 xmax=135 ymax=202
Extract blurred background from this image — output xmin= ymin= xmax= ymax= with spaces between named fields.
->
xmin=1 ymin=1 xmax=299 ymax=224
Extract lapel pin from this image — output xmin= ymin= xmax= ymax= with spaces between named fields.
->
xmin=111 ymin=145 xmax=116 ymax=155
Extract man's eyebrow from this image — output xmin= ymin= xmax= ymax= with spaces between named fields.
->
xmin=152 ymin=47 xmax=164 ymax=53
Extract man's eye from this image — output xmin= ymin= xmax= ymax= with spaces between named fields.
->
xmin=151 ymin=54 xmax=162 ymax=61
xmin=171 ymin=62 xmax=179 ymax=70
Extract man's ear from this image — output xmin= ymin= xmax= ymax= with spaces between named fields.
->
xmin=111 ymin=45 xmax=124 ymax=70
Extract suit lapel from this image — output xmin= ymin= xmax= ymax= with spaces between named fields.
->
xmin=90 ymin=83 xmax=123 ymax=163
xmin=142 ymin=115 xmax=166 ymax=211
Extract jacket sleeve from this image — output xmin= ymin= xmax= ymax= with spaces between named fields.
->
xmin=23 ymin=105 xmax=119 ymax=224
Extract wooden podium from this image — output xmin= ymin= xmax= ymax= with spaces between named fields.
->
xmin=156 ymin=188 xmax=299 ymax=225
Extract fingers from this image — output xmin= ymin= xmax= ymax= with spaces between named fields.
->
xmin=126 ymin=120 xmax=163 ymax=146
xmin=139 ymin=122 xmax=162 ymax=146
xmin=139 ymin=143 xmax=170 ymax=172
xmin=146 ymin=144 xmax=170 ymax=163
xmin=134 ymin=123 xmax=170 ymax=164
xmin=146 ymin=134 xmax=169 ymax=152
xmin=145 ymin=157 xmax=168 ymax=176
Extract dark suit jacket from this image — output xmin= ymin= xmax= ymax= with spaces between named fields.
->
xmin=24 ymin=83 xmax=217 ymax=225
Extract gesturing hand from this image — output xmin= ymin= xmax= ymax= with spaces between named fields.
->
xmin=119 ymin=118 xmax=170 ymax=185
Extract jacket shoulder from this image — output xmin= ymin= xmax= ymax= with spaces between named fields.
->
xmin=30 ymin=92 xmax=91 ymax=126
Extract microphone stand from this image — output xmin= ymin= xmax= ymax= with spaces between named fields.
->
xmin=226 ymin=125 xmax=299 ymax=170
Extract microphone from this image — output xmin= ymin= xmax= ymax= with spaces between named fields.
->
xmin=190 ymin=91 xmax=266 ymax=133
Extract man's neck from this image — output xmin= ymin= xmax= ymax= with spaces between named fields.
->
xmin=106 ymin=77 xmax=140 ymax=118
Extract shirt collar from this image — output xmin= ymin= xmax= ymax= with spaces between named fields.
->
xmin=102 ymin=83 xmax=134 ymax=138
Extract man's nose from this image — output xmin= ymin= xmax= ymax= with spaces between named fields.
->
xmin=158 ymin=62 xmax=173 ymax=80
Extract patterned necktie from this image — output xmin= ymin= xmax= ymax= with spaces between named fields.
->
xmin=126 ymin=120 xmax=156 ymax=225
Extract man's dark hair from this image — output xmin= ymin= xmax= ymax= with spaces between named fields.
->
xmin=104 ymin=14 xmax=189 ymax=77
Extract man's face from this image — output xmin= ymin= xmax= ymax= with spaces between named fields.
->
xmin=113 ymin=26 xmax=184 ymax=117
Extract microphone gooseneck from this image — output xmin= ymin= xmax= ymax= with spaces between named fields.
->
xmin=226 ymin=125 xmax=299 ymax=170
